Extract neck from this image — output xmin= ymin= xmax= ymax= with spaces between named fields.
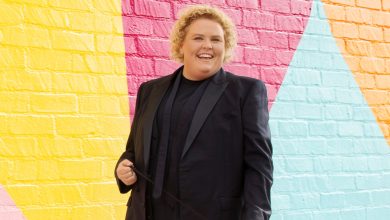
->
xmin=182 ymin=68 xmax=217 ymax=81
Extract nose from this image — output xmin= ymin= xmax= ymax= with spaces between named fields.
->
xmin=202 ymin=39 xmax=212 ymax=49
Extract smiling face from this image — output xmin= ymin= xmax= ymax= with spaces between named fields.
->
xmin=180 ymin=18 xmax=225 ymax=80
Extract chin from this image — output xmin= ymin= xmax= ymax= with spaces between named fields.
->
xmin=199 ymin=64 xmax=216 ymax=72
xmin=199 ymin=68 xmax=213 ymax=75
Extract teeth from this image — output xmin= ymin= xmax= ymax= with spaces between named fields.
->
xmin=198 ymin=54 xmax=213 ymax=58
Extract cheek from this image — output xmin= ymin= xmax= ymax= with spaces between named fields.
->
xmin=215 ymin=46 xmax=225 ymax=55
xmin=186 ymin=47 xmax=196 ymax=55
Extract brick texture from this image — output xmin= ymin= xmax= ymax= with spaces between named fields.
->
xmin=324 ymin=0 xmax=390 ymax=144
xmin=122 ymin=0 xmax=313 ymax=112
xmin=0 ymin=0 xmax=389 ymax=220
xmin=269 ymin=1 xmax=390 ymax=219
xmin=0 ymin=0 xmax=129 ymax=219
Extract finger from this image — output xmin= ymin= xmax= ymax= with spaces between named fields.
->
xmin=123 ymin=178 xmax=136 ymax=185
xmin=123 ymin=175 xmax=133 ymax=182
xmin=119 ymin=174 xmax=133 ymax=184
xmin=120 ymin=172 xmax=133 ymax=180
xmin=122 ymin=178 xmax=132 ymax=185
xmin=126 ymin=174 xmax=137 ymax=182
xmin=122 ymin=167 xmax=135 ymax=176
xmin=121 ymin=159 xmax=133 ymax=167
xmin=123 ymin=174 xmax=137 ymax=185
xmin=117 ymin=170 xmax=131 ymax=177
xmin=117 ymin=168 xmax=131 ymax=176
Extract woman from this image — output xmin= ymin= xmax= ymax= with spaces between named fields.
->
xmin=115 ymin=5 xmax=273 ymax=220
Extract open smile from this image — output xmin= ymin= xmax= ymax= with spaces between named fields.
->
xmin=196 ymin=53 xmax=214 ymax=60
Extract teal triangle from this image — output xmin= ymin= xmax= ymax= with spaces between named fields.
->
xmin=269 ymin=0 xmax=390 ymax=219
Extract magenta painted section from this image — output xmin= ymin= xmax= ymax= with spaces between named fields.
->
xmin=0 ymin=185 xmax=25 ymax=220
xmin=122 ymin=0 xmax=312 ymax=116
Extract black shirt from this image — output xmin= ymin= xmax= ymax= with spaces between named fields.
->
xmin=147 ymin=74 xmax=209 ymax=220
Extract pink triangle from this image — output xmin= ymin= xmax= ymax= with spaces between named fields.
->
xmin=0 ymin=185 xmax=25 ymax=220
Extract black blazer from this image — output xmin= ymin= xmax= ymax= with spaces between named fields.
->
xmin=115 ymin=67 xmax=273 ymax=220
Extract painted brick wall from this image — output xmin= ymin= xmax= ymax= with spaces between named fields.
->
xmin=123 ymin=0 xmax=312 ymax=112
xmin=270 ymin=1 xmax=390 ymax=219
xmin=1 ymin=0 xmax=389 ymax=219
xmin=0 ymin=0 xmax=130 ymax=219
xmin=322 ymin=0 xmax=390 ymax=145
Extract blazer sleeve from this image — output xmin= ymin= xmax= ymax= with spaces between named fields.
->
xmin=114 ymin=82 xmax=145 ymax=194
xmin=241 ymin=80 xmax=273 ymax=220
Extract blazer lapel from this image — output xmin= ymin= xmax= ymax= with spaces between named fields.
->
xmin=181 ymin=69 xmax=229 ymax=159
xmin=142 ymin=68 xmax=183 ymax=170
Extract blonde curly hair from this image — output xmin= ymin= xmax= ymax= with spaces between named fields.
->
xmin=170 ymin=5 xmax=237 ymax=63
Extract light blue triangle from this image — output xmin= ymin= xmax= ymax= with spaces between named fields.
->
xmin=269 ymin=0 xmax=390 ymax=219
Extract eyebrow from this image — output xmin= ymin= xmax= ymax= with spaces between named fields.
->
xmin=190 ymin=34 xmax=223 ymax=38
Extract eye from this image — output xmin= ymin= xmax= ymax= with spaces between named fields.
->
xmin=194 ymin=37 xmax=203 ymax=40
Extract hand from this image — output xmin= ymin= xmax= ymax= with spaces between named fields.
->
xmin=116 ymin=159 xmax=137 ymax=186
